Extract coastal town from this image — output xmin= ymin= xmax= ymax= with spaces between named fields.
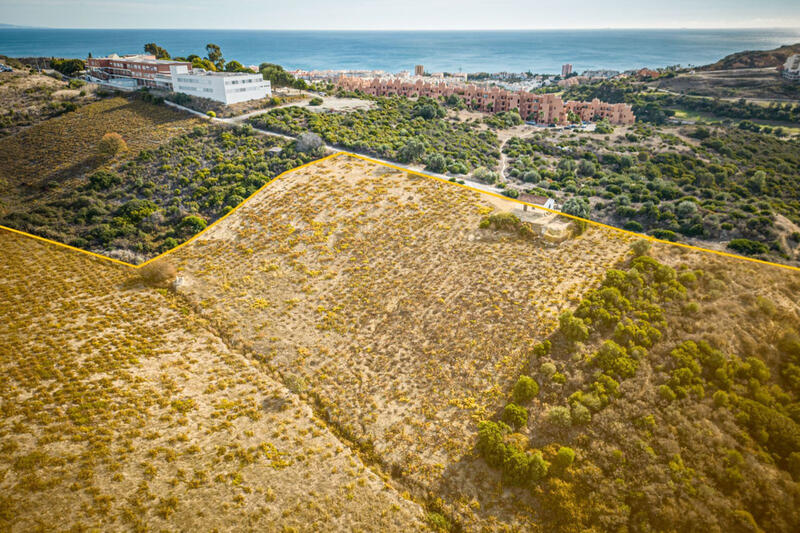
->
xmin=2 ymin=6 xmax=800 ymax=531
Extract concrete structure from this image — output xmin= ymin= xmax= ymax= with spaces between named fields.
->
xmin=86 ymin=53 xmax=271 ymax=104
xmin=782 ymin=54 xmax=800 ymax=82
xmin=414 ymin=64 xmax=425 ymax=76
xmin=335 ymin=76 xmax=635 ymax=125
xmin=561 ymin=63 xmax=573 ymax=77
xmin=519 ymin=193 xmax=556 ymax=210
xmin=171 ymin=67 xmax=271 ymax=104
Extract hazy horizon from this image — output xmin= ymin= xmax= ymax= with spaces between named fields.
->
xmin=2 ymin=0 xmax=799 ymax=31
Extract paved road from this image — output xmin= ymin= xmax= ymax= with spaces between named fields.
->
xmin=163 ymin=99 xmax=504 ymax=195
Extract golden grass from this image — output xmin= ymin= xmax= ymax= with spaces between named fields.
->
xmin=169 ymin=155 xmax=635 ymax=526
xmin=0 ymin=229 xmax=423 ymax=531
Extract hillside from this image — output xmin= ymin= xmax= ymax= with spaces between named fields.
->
xmin=0 ymin=227 xmax=424 ymax=531
xmin=700 ymin=42 xmax=800 ymax=71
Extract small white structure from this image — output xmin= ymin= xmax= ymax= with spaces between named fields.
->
xmin=169 ymin=65 xmax=271 ymax=104
xmin=782 ymin=54 xmax=800 ymax=82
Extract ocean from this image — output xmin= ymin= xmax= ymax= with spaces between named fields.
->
xmin=1 ymin=28 xmax=799 ymax=74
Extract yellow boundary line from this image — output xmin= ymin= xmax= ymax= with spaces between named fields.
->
xmin=1 ymin=150 xmax=799 ymax=273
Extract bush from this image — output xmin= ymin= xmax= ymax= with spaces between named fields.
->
xmin=547 ymin=406 xmax=572 ymax=428
xmin=631 ymin=239 xmax=651 ymax=257
xmin=308 ymin=97 xmax=323 ymax=106
xmin=97 ymin=132 xmax=127 ymax=157
xmin=528 ymin=451 xmax=550 ymax=482
xmin=425 ymin=153 xmax=447 ymax=173
xmin=512 ymin=376 xmax=539 ymax=404
xmin=553 ymin=447 xmax=576 ymax=471
xmin=502 ymin=403 xmax=528 ymax=430
xmin=559 ymin=311 xmax=588 ymax=343
xmin=296 ymin=132 xmax=325 ymax=155
xmin=87 ymin=170 xmax=121 ymax=191
xmin=476 ymin=420 xmax=508 ymax=467
xmin=571 ymin=402 xmax=591 ymax=424
xmin=139 ymin=260 xmax=177 ymax=288
xmin=206 ymin=110 xmax=216 ymax=118
xmin=727 ymin=238 xmax=769 ymax=256
xmin=179 ymin=215 xmax=208 ymax=235
xmin=51 ymin=58 xmax=85 ymax=76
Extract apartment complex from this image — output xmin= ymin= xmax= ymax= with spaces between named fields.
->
xmin=335 ymin=76 xmax=635 ymax=125
xmin=86 ymin=54 xmax=271 ymax=104
xmin=86 ymin=54 xmax=190 ymax=90
xmin=561 ymin=63 xmax=573 ymax=77
xmin=414 ymin=64 xmax=425 ymax=76
xmin=782 ymin=54 xmax=800 ymax=82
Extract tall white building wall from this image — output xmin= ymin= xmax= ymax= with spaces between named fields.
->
xmin=169 ymin=66 xmax=271 ymax=104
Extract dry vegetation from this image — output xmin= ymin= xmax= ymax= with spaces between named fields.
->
xmin=168 ymin=154 xmax=634 ymax=527
xmin=0 ymin=228 xmax=424 ymax=531
xmin=0 ymin=96 xmax=198 ymax=210
xmin=0 ymin=69 xmax=99 ymax=136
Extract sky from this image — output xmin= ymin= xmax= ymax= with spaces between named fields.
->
xmin=2 ymin=0 xmax=800 ymax=30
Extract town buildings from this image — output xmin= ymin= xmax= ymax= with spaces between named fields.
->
xmin=414 ymin=64 xmax=425 ymax=76
xmin=561 ymin=63 xmax=573 ymax=77
xmin=86 ymin=54 xmax=271 ymax=104
xmin=782 ymin=54 xmax=800 ymax=82
xmin=335 ymin=76 xmax=635 ymax=125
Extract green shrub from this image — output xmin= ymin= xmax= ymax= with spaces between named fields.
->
xmin=512 ymin=376 xmax=539 ymax=404
xmin=547 ymin=406 xmax=572 ymax=428
xmin=571 ymin=402 xmax=591 ymax=424
xmin=502 ymin=403 xmax=528 ymax=430
xmin=308 ymin=97 xmax=323 ymax=106
xmin=553 ymin=447 xmax=576 ymax=471
xmin=559 ymin=311 xmax=588 ymax=343
xmin=528 ymin=451 xmax=550 ymax=482
xmin=658 ymin=384 xmax=677 ymax=402
xmin=727 ymin=238 xmax=768 ymax=256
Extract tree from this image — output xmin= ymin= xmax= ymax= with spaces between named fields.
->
xmin=205 ymin=43 xmax=224 ymax=71
xmin=296 ymin=132 xmax=325 ymax=155
xmin=512 ymin=376 xmax=539 ymax=404
xmin=97 ymin=132 xmax=127 ymax=157
xmin=191 ymin=57 xmax=216 ymax=71
xmin=51 ymin=58 xmax=85 ymax=76
xmin=224 ymin=60 xmax=247 ymax=72
xmin=397 ymin=139 xmax=425 ymax=163
xmin=577 ymin=159 xmax=596 ymax=177
xmin=425 ymin=153 xmax=447 ymax=173
xmin=144 ymin=43 xmax=170 ymax=59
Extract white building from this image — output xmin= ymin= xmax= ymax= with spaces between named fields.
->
xmin=782 ymin=54 xmax=800 ymax=82
xmin=169 ymin=65 xmax=271 ymax=104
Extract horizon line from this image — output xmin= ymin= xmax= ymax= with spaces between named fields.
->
xmin=4 ymin=25 xmax=800 ymax=32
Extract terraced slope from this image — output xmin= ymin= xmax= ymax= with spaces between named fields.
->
xmin=0 ymin=228 xmax=424 ymax=531
xmin=168 ymin=154 xmax=634 ymax=527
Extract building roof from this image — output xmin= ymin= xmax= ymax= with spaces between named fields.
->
xmin=92 ymin=54 xmax=190 ymax=66
xmin=519 ymin=193 xmax=552 ymax=206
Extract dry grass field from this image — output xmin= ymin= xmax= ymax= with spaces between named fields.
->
xmin=0 ymin=228 xmax=425 ymax=532
xmin=167 ymin=154 xmax=634 ymax=526
xmin=0 ymin=96 xmax=198 ymax=207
